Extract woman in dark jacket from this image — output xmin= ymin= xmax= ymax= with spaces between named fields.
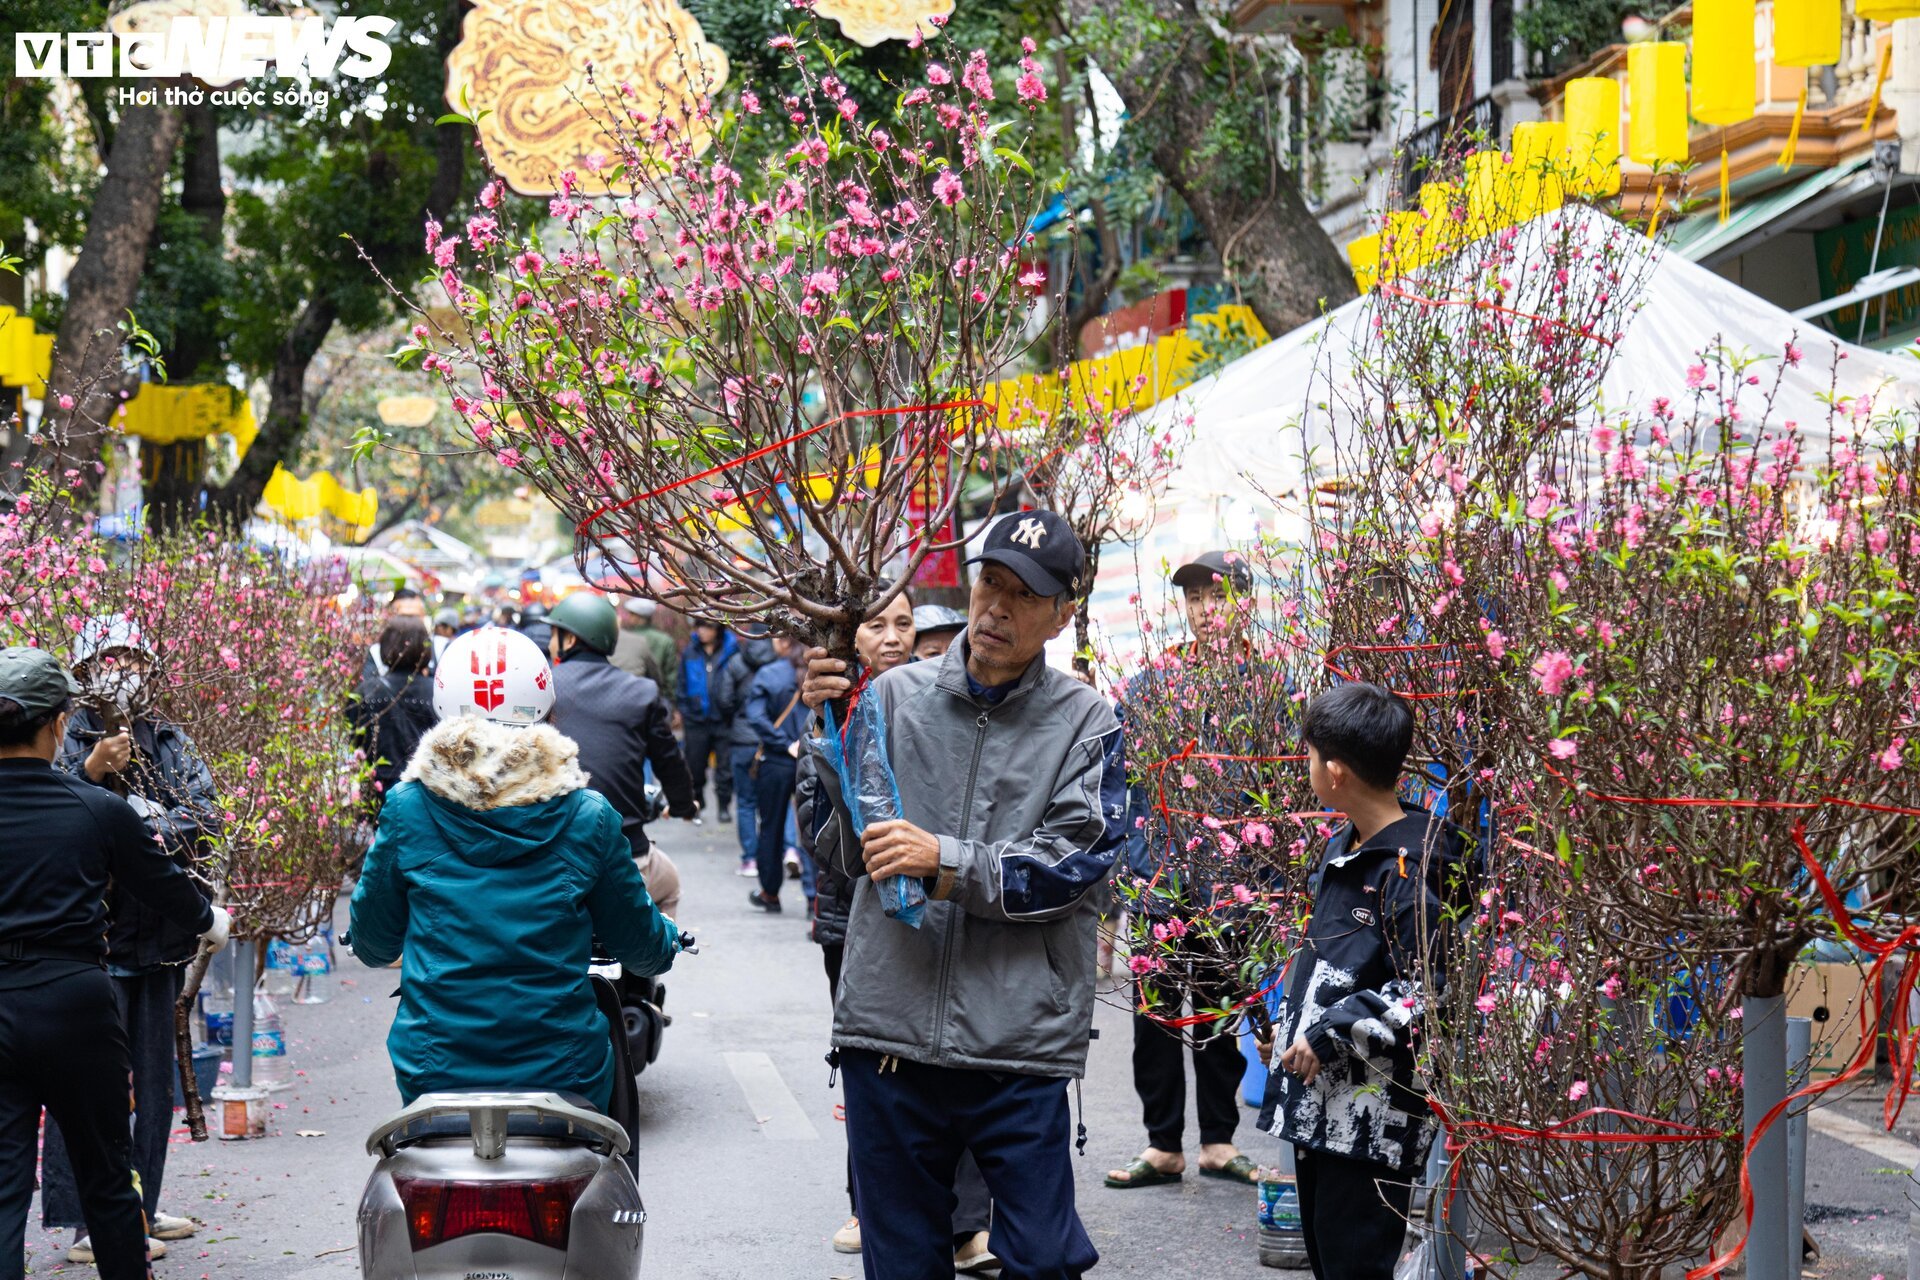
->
xmin=348 ymin=617 xmax=438 ymax=809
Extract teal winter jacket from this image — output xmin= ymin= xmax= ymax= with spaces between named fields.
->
xmin=348 ymin=716 xmax=678 ymax=1113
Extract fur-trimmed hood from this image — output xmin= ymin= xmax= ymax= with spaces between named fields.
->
xmin=398 ymin=717 xmax=594 ymax=866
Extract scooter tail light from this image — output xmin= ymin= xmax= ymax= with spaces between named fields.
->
xmin=394 ymin=1174 xmax=592 ymax=1251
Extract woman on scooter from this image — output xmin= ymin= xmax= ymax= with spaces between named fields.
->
xmin=348 ymin=626 xmax=684 ymax=1116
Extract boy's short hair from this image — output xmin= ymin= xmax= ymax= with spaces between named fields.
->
xmin=1301 ymin=681 xmax=1414 ymax=792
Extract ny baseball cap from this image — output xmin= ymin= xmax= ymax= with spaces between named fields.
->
xmin=0 ymin=647 xmax=82 ymax=717
xmin=1172 ymin=549 xmax=1253 ymax=592
xmin=967 ymin=510 xmax=1087 ymax=598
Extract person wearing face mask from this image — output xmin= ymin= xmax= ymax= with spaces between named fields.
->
xmin=42 ymin=616 xmax=222 ymax=1263
xmin=0 ymin=647 xmax=230 ymax=1280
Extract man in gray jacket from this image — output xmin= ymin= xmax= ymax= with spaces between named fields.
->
xmin=800 ymin=509 xmax=1126 ymax=1280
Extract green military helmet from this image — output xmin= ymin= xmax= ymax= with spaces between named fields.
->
xmin=547 ymin=591 xmax=620 ymax=655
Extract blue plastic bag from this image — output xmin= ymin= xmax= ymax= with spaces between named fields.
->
xmin=821 ymin=694 xmax=926 ymax=928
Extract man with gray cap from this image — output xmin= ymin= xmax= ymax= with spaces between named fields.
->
xmin=800 ymin=508 xmax=1127 ymax=1280
xmin=1106 ymin=549 xmax=1265 ymax=1194
xmin=0 ymin=647 xmax=230 ymax=1280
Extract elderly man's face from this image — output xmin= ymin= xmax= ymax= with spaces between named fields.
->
xmin=966 ymin=564 xmax=1072 ymax=674
xmin=390 ymin=597 xmax=427 ymax=621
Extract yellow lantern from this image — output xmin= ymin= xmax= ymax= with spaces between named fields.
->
xmin=1418 ymin=182 xmax=1460 ymax=261
xmin=1692 ymin=0 xmax=1757 ymax=126
xmin=1384 ymin=211 xmax=1428 ymax=277
xmin=1511 ymin=121 xmax=1569 ymax=219
xmin=1856 ymin=2 xmax=1920 ymax=20
xmin=1773 ymin=0 xmax=1842 ymax=65
xmin=1564 ymin=77 xmax=1623 ymax=197
xmin=1773 ymin=0 xmax=1840 ymax=169
xmin=1628 ymin=42 xmax=1689 ymax=166
xmin=1464 ymin=151 xmax=1514 ymax=237
xmin=1347 ymin=234 xmax=1381 ymax=292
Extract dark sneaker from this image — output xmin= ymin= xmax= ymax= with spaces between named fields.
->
xmin=716 ymin=805 xmax=732 ymax=823
xmin=748 ymin=889 xmax=783 ymax=913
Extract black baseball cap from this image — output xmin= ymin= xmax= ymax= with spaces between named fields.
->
xmin=967 ymin=510 xmax=1086 ymax=598
xmin=1172 ymin=549 xmax=1253 ymax=592
xmin=0 ymin=647 xmax=81 ymax=717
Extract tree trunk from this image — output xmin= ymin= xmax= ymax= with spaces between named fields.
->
xmin=40 ymin=87 xmax=182 ymax=496
xmin=1062 ymin=0 xmax=1356 ymax=337
xmin=207 ymin=295 xmax=337 ymax=523
xmin=205 ymin=0 xmax=469 ymax=523
xmin=148 ymin=100 xmax=229 ymax=529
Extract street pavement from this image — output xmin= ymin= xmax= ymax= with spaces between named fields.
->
xmin=24 ymin=807 xmax=1916 ymax=1278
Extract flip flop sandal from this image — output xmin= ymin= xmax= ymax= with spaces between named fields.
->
xmin=1199 ymin=1154 xmax=1260 ymax=1184
xmin=1104 ymin=1157 xmax=1184 ymax=1189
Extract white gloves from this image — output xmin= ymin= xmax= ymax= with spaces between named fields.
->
xmin=200 ymin=905 xmax=232 ymax=953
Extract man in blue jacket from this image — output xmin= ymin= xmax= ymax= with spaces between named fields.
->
xmin=743 ymin=636 xmax=807 ymax=913
xmin=678 ymin=623 xmax=739 ymax=823
xmin=801 ymin=510 xmax=1127 ymax=1280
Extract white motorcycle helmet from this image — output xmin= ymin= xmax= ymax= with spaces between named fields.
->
xmin=433 ymin=626 xmax=555 ymax=726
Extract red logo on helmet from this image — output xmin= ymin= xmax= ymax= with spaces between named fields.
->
xmin=471 ymin=638 xmax=506 ymax=712
xmin=534 ymin=667 xmax=550 ymax=691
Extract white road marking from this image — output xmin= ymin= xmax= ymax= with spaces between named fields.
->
xmin=1808 ymin=1106 xmax=1920 ymax=1166
xmin=724 ymin=1051 xmax=819 ymax=1140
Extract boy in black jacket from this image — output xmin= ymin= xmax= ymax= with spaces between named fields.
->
xmin=1269 ymin=682 xmax=1458 ymax=1280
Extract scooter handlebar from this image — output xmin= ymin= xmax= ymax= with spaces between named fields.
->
xmin=677 ymin=930 xmax=698 ymax=955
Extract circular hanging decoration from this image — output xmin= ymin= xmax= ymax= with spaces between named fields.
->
xmin=444 ymin=0 xmax=730 ymax=196
xmin=815 ymin=0 xmax=956 ymax=47
xmin=376 ymin=395 xmax=439 ymax=428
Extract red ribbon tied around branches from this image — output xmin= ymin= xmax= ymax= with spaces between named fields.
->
xmin=574 ymin=399 xmax=988 ymax=540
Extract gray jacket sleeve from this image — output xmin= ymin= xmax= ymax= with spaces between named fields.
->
xmin=928 ymin=713 xmax=1127 ymax=923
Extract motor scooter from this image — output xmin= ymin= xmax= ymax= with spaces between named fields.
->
xmin=355 ymin=933 xmax=694 ymax=1279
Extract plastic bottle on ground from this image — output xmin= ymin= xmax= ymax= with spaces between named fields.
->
xmin=201 ymin=986 xmax=234 ymax=1053
xmin=293 ymin=931 xmax=334 ymax=1005
xmin=249 ymin=990 xmax=292 ymax=1091
xmin=262 ymin=939 xmax=298 ymax=996
xmin=1257 ymin=1169 xmax=1308 ymax=1269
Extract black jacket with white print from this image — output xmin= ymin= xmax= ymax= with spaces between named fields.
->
xmin=1267 ymin=804 xmax=1461 ymax=1175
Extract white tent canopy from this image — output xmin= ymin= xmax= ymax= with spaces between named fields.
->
xmin=1071 ymin=205 xmax=1919 ymax=670
xmin=1151 ymin=203 xmax=1918 ymax=545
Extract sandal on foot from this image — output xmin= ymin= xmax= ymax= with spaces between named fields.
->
xmin=1104 ymin=1157 xmax=1183 ymax=1189
xmin=1198 ymin=1154 xmax=1260 ymax=1184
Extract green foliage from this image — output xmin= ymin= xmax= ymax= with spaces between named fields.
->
xmin=1514 ymin=2 xmax=1686 ymax=77
xmin=0 ymin=1 xmax=109 ymax=265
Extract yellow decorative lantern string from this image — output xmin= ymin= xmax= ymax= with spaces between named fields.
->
xmin=1563 ymin=76 xmax=1622 ymax=197
xmin=1773 ymin=0 xmax=1840 ymax=168
xmin=1511 ymin=121 xmax=1568 ymax=220
xmin=1779 ymin=85 xmax=1808 ymax=169
xmin=1864 ymin=39 xmax=1894 ymax=134
xmin=1348 ymin=233 xmax=1382 ymax=293
xmin=1628 ymin=42 xmax=1689 ymax=167
xmin=1692 ymin=0 xmax=1758 ymax=226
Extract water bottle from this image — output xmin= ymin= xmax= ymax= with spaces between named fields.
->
xmin=1257 ymin=1170 xmax=1308 ymax=1269
xmin=293 ymin=931 xmax=334 ymax=1005
xmin=202 ymin=986 xmax=234 ymax=1052
xmin=262 ymin=939 xmax=298 ymax=996
xmin=250 ymin=990 xmax=292 ymax=1091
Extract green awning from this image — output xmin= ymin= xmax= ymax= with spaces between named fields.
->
xmin=1666 ymin=154 xmax=1875 ymax=265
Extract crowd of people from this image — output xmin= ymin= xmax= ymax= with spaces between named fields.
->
xmin=0 ymin=531 xmax=1454 ymax=1280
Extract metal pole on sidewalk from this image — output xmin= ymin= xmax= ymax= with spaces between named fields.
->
xmin=1785 ymin=1017 xmax=1811 ymax=1280
xmin=1744 ymin=994 xmax=1789 ymax=1280
xmin=230 ymin=939 xmax=255 ymax=1089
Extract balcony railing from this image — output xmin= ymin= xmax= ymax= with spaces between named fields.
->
xmin=1397 ymin=94 xmax=1503 ymax=204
